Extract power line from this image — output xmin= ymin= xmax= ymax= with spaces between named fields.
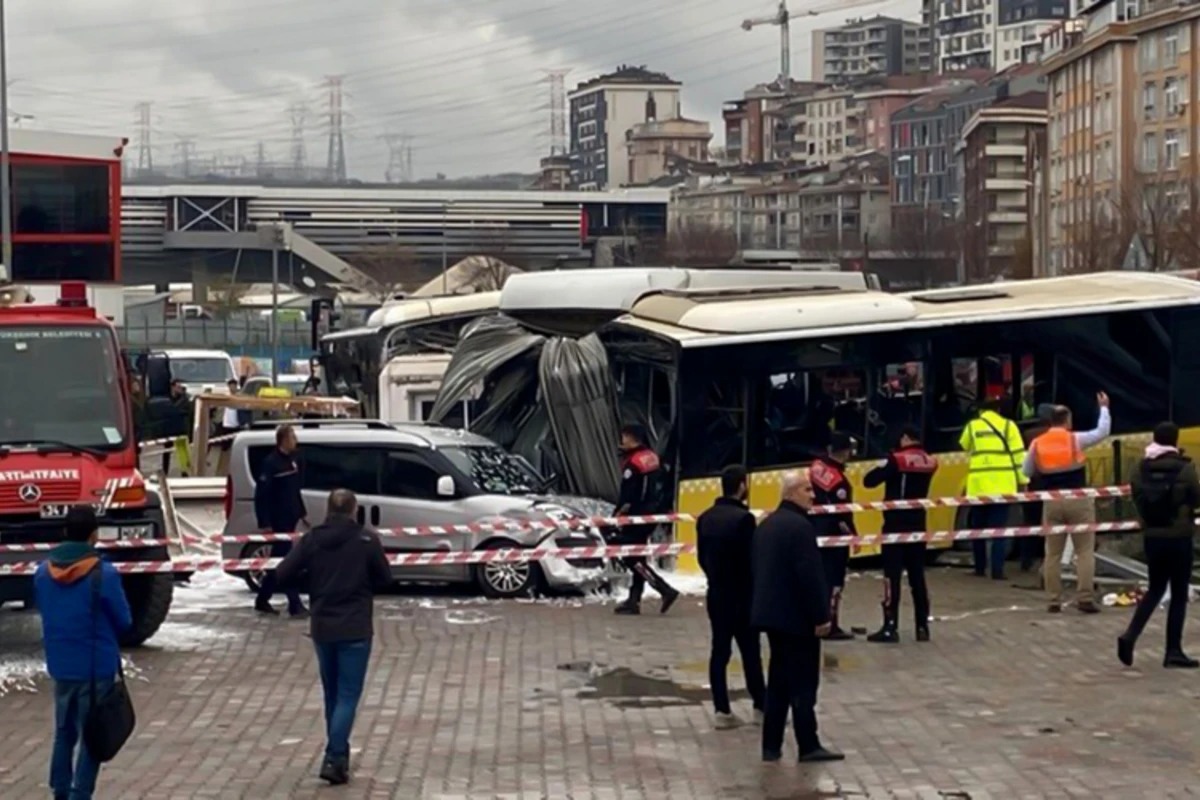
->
xmin=134 ymin=101 xmax=153 ymax=174
xmin=323 ymin=75 xmax=347 ymax=183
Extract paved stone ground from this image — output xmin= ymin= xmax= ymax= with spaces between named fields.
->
xmin=2 ymin=561 xmax=1199 ymax=799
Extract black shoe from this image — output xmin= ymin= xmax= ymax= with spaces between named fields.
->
xmin=319 ymin=758 xmax=345 ymax=785
xmin=866 ymin=625 xmax=899 ymax=644
xmin=255 ymin=601 xmax=280 ymax=616
xmin=825 ymin=626 xmax=855 ymax=641
xmin=1076 ymin=601 xmax=1101 ymax=615
xmin=1117 ymin=635 xmax=1134 ymax=667
xmin=991 ymin=573 xmax=1007 ymax=581
xmin=762 ymin=748 xmax=783 ymax=762
xmin=1164 ymin=651 xmax=1200 ymax=669
xmin=614 ymin=603 xmax=640 ymax=615
xmin=289 ymin=605 xmax=310 ymax=619
xmin=799 ymin=746 xmax=845 ymax=763
xmin=915 ymin=626 xmax=931 ymax=643
xmin=659 ymin=588 xmax=680 ymax=615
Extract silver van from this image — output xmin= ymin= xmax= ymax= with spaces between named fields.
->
xmin=220 ymin=420 xmax=610 ymax=597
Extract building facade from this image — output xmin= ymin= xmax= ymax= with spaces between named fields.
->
xmin=722 ymin=80 xmax=827 ymax=165
xmin=811 ymin=16 xmax=927 ymax=83
xmin=568 ymin=66 xmax=682 ymax=190
xmin=1039 ymin=0 xmax=1200 ymax=274
xmin=929 ymin=0 xmax=1070 ymax=73
xmin=625 ymin=118 xmax=713 ymax=185
xmin=958 ymin=92 xmax=1047 ymax=281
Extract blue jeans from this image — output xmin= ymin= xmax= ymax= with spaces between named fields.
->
xmin=50 ymin=678 xmax=111 ymax=800
xmin=970 ymin=504 xmax=1013 ymax=578
xmin=313 ymin=639 xmax=371 ymax=762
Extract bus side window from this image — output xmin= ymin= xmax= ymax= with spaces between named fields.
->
xmin=757 ymin=367 xmax=867 ymax=467
xmin=870 ymin=362 xmax=925 ymax=456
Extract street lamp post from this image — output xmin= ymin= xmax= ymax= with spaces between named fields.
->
xmin=0 ymin=0 xmax=13 ymax=283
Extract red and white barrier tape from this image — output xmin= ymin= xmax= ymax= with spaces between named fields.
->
xmin=807 ymin=485 xmax=1130 ymax=515
xmin=0 ymin=520 xmax=1157 ymax=575
xmin=0 ymin=538 xmax=171 ymax=553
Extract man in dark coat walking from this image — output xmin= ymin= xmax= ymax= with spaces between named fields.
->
xmin=697 ymin=464 xmax=765 ymax=729
xmin=277 ymin=489 xmax=394 ymax=785
xmin=254 ymin=423 xmax=309 ymax=617
xmin=751 ymin=470 xmax=844 ymax=763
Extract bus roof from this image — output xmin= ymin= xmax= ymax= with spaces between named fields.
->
xmin=613 ymin=272 xmax=1200 ymax=349
xmin=325 ymin=291 xmax=501 ymax=342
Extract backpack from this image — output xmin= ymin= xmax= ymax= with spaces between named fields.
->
xmin=1136 ymin=458 xmax=1185 ymax=527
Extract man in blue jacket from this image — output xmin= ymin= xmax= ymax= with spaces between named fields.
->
xmin=34 ymin=506 xmax=133 ymax=800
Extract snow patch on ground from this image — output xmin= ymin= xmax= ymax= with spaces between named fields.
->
xmin=146 ymin=620 xmax=237 ymax=650
xmin=0 ymin=652 xmax=143 ymax=696
xmin=170 ymin=570 xmax=249 ymax=614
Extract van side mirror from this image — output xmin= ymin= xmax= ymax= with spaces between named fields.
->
xmin=436 ymin=475 xmax=456 ymax=498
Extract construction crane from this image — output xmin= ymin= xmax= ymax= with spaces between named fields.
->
xmin=742 ymin=1 xmax=794 ymax=84
xmin=741 ymin=0 xmax=897 ymax=85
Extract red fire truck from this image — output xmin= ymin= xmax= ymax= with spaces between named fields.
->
xmin=0 ymin=281 xmax=172 ymax=645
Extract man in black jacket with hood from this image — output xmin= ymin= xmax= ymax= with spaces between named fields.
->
xmin=697 ymin=464 xmax=765 ymax=729
xmin=277 ymin=489 xmax=394 ymax=785
xmin=751 ymin=470 xmax=843 ymax=764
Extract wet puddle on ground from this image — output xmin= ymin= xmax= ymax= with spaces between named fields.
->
xmin=558 ymin=661 xmax=746 ymax=709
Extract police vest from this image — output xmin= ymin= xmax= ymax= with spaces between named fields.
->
xmin=1029 ymin=427 xmax=1086 ymax=489
xmin=963 ymin=412 xmax=1025 ymax=495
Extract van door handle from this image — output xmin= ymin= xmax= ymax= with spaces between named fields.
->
xmin=370 ymin=506 xmax=380 ymax=526
xmin=356 ymin=506 xmax=366 ymax=525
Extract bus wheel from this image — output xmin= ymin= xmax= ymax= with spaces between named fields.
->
xmin=120 ymin=574 xmax=174 ymax=646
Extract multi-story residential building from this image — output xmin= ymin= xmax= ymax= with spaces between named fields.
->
xmin=800 ymin=86 xmax=863 ymax=164
xmin=569 ymin=65 xmax=681 ymax=190
xmin=929 ymin=0 xmax=1071 ymax=73
xmin=1039 ymin=0 xmax=1200 ymax=275
xmin=625 ymin=118 xmax=713 ymax=186
xmin=856 ymin=73 xmax=974 ymax=153
xmin=811 ymin=16 xmax=927 ymax=83
xmin=722 ymin=80 xmax=827 ymax=165
xmin=957 ymin=92 xmax=1047 ymax=280
xmin=891 ymin=66 xmax=1044 ymax=220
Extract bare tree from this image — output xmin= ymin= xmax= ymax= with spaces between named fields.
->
xmin=640 ymin=221 xmax=739 ymax=267
xmin=1167 ymin=179 xmax=1200 ymax=269
xmin=203 ymin=275 xmax=251 ymax=319
xmin=1109 ymin=171 xmax=1183 ymax=272
xmin=348 ymin=241 xmax=422 ymax=301
xmin=461 ymin=256 xmax=519 ymax=291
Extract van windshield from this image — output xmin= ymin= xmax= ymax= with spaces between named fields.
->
xmin=441 ymin=445 xmax=539 ymax=495
xmin=170 ymin=357 xmax=234 ymax=384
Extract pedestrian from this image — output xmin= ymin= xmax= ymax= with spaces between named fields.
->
xmin=1024 ymin=392 xmax=1111 ymax=614
xmin=215 ymin=379 xmax=249 ymax=475
xmin=960 ymin=394 xmax=1027 ymax=580
xmin=34 ymin=507 xmax=133 ymax=800
xmin=1118 ymin=422 xmax=1200 ymax=669
xmin=276 ymin=489 xmax=394 ymax=785
xmin=697 ymin=464 xmax=765 ymax=729
xmin=253 ymin=423 xmax=310 ymax=617
xmin=613 ymin=423 xmax=680 ymax=615
xmin=863 ymin=425 xmax=938 ymax=644
xmin=751 ymin=470 xmax=843 ymax=763
xmin=1017 ymin=404 xmax=1058 ymax=573
xmin=809 ymin=431 xmax=857 ymax=640
xmin=160 ymin=379 xmax=192 ymax=476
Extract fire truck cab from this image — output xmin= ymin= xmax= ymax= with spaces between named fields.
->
xmin=0 ymin=281 xmax=172 ymax=645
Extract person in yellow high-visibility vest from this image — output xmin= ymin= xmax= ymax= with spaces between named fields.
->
xmin=960 ymin=395 xmax=1028 ymax=580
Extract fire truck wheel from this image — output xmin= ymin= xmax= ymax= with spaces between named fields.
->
xmin=120 ymin=574 xmax=174 ymax=647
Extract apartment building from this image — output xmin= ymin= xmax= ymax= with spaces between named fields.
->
xmin=856 ymin=73 xmax=976 ymax=154
xmin=929 ymin=0 xmax=1070 ymax=73
xmin=722 ymin=80 xmax=827 ymax=165
xmin=891 ymin=66 xmax=1044 ymax=220
xmin=811 ymin=16 xmax=927 ymax=83
xmin=1039 ymin=0 xmax=1200 ymax=274
xmin=569 ymin=65 xmax=681 ymax=190
xmin=957 ymin=92 xmax=1047 ymax=280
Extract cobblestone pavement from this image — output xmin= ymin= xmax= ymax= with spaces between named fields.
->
xmin=2 ymin=561 xmax=1200 ymax=799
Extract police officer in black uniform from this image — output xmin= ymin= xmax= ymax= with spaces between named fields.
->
xmin=809 ymin=431 xmax=857 ymax=640
xmin=863 ymin=425 xmax=938 ymax=643
xmin=614 ymin=424 xmax=681 ymax=615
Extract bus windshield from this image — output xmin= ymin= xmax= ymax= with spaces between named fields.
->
xmin=0 ymin=326 xmax=127 ymax=449
xmin=170 ymin=357 xmax=234 ymax=384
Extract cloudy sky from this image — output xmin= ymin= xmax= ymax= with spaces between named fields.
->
xmin=7 ymin=0 xmax=917 ymax=181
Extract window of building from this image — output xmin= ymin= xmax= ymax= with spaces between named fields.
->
xmin=12 ymin=164 xmax=110 ymax=235
xmin=1165 ymin=28 xmax=1180 ymax=63
xmin=1139 ymin=33 xmax=1159 ymax=71
xmin=1166 ymin=129 xmax=1181 ymax=169
xmin=1143 ymin=132 xmax=1159 ymax=171
xmin=1144 ymin=81 xmax=1159 ymax=120
xmin=1165 ymin=77 xmax=1182 ymax=116
xmin=1183 ymin=23 xmax=1193 ymax=53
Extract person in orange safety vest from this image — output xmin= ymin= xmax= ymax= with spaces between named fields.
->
xmin=1022 ymin=392 xmax=1111 ymax=614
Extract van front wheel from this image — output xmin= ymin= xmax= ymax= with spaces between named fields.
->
xmin=473 ymin=540 xmax=540 ymax=598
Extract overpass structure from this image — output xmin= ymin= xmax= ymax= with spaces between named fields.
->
xmin=120 ymin=183 xmax=670 ymax=288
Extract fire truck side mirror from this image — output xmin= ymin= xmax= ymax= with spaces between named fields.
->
xmin=146 ymin=353 xmax=172 ymax=399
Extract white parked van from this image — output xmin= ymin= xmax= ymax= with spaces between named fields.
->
xmin=161 ymin=348 xmax=238 ymax=396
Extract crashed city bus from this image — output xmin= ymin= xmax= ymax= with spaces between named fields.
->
xmin=319 ymin=292 xmax=500 ymax=423
xmin=0 ymin=282 xmax=173 ymax=643
xmin=432 ymin=269 xmax=1200 ymax=572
